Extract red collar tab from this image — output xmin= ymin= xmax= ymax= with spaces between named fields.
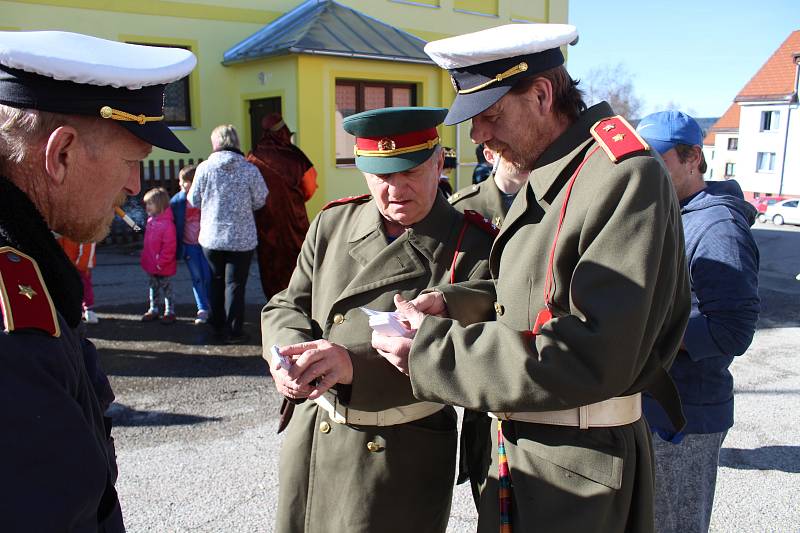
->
xmin=322 ymin=194 xmax=372 ymax=210
xmin=590 ymin=116 xmax=650 ymax=163
xmin=355 ymin=128 xmax=439 ymax=156
xmin=463 ymin=210 xmax=500 ymax=237
xmin=0 ymin=246 xmax=60 ymax=337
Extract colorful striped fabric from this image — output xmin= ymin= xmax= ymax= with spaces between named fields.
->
xmin=498 ymin=419 xmax=513 ymax=533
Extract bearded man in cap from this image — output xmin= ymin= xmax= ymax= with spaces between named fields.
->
xmin=0 ymin=31 xmax=195 ymax=531
xmin=372 ymin=24 xmax=690 ymax=532
xmin=262 ymin=107 xmax=495 ymax=533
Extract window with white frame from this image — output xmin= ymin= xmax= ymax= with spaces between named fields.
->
xmin=727 ymin=137 xmax=738 ymax=150
xmin=335 ymin=80 xmax=417 ymax=165
xmin=756 ymin=152 xmax=776 ymax=173
xmin=128 ymin=42 xmax=192 ymax=127
xmin=760 ymin=111 xmax=780 ymax=131
xmin=725 ymin=162 xmax=735 ymax=177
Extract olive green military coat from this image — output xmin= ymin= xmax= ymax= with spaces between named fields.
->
xmin=449 ymin=175 xmax=509 ymax=229
xmin=407 ymin=103 xmax=691 ymax=533
xmin=262 ymin=193 xmax=493 ymax=533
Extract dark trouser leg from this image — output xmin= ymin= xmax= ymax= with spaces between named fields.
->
xmin=225 ymin=249 xmax=253 ymax=336
xmin=203 ymin=248 xmax=227 ymax=333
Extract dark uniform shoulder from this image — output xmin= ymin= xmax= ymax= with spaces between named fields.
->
xmin=590 ymin=115 xmax=650 ymax=163
xmin=0 ymin=246 xmax=60 ymax=337
xmin=448 ymin=183 xmax=482 ymax=205
xmin=322 ymin=194 xmax=372 ymax=210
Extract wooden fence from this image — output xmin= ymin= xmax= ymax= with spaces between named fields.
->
xmin=103 ymin=158 xmax=203 ymax=245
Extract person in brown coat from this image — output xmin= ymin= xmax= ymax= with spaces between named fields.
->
xmin=247 ymin=113 xmax=318 ymax=300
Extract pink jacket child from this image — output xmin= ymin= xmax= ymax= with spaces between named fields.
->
xmin=141 ymin=206 xmax=177 ymax=276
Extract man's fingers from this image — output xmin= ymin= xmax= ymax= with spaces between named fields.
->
xmin=394 ymin=294 xmax=425 ymax=329
xmin=308 ymin=375 xmax=338 ymax=400
xmin=280 ymin=340 xmax=324 ymax=356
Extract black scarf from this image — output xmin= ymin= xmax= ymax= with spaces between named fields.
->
xmin=0 ymin=175 xmax=83 ymax=327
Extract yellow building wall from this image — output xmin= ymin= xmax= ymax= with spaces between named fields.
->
xmin=295 ymin=54 xmax=445 ymax=215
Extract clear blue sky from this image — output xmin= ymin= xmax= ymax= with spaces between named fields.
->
xmin=567 ymin=0 xmax=799 ymax=118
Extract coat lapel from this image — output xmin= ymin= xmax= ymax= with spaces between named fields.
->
xmin=339 ymin=203 xmax=427 ymax=301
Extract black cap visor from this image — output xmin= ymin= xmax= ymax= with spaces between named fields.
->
xmin=444 ymin=48 xmax=564 ymax=125
xmin=0 ymin=66 xmax=189 ymax=153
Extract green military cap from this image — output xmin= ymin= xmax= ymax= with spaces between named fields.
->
xmin=343 ymin=106 xmax=448 ymax=174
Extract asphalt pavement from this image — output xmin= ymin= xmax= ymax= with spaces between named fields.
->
xmin=89 ymin=222 xmax=800 ymax=532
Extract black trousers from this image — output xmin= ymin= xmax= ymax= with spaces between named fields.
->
xmin=202 ymin=248 xmax=254 ymax=336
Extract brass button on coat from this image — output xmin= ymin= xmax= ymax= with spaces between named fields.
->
xmin=366 ymin=441 xmax=382 ymax=452
xmin=494 ymin=302 xmax=505 ymax=316
xmin=319 ymin=421 xmax=331 ymax=434
xmin=332 ymin=313 xmax=345 ymax=325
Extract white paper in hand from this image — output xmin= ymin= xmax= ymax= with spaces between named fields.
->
xmin=360 ymin=307 xmax=412 ymax=338
xmin=270 ymin=344 xmax=293 ymax=371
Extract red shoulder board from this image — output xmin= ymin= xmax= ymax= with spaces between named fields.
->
xmin=322 ymin=194 xmax=371 ymax=210
xmin=0 ymin=246 xmax=60 ymax=337
xmin=463 ymin=210 xmax=500 ymax=237
xmin=590 ymin=116 xmax=650 ymax=163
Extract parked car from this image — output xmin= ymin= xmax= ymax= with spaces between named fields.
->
xmin=765 ymin=198 xmax=800 ymax=226
xmin=750 ymin=196 xmax=788 ymax=223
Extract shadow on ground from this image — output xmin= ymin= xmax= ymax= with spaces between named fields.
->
xmin=720 ymin=446 xmax=800 ymax=473
xmin=109 ymin=403 xmax=222 ymax=427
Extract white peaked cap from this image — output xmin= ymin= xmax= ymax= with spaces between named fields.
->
xmin=0 ymin=31 xmax=196 ymax=90
xmin=425 ymin=23 xmax=578 ymax=70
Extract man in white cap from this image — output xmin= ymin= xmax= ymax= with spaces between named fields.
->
xmin=372 ymin=23 xmax=690 ymax=532
xmin=0 ymin=31 xmax=195 ymax=531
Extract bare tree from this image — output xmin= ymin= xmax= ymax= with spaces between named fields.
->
xmin=580 ymin=63 xmax=643 ymax=120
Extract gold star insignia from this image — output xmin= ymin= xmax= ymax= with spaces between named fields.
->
xmin=612 ymin=133 xmax=626 ymax=142
xmin=603 ymin=124 xmax=616 ymax=132
xmin=18 ymin=284 xmax=37 ymax=300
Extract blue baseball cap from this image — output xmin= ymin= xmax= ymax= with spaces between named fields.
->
xmin=636 ymin=111 xmax=703 ymax=154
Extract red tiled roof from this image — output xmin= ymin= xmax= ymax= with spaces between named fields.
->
xmin=736 ymin=30 xmax=800 ymax=102
xmin=703 ymin=103 xmax=741 ymax=145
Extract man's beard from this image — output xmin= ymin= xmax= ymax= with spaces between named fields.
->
xmin=58 ymin=193 xmax=126 ymax=242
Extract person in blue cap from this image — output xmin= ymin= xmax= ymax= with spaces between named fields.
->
xmin=372 ymin=23 xmax=690 ymax=533
xmin=637 ymin=110 xmax=760 ymax=533
xmin=0 ymin=30 xmax=195 ymax=531
xmin=261 ymin=106 xmax=496 ymax=533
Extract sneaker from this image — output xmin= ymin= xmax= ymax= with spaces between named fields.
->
xmin=194 ymin=310 xmax=209 ymax=325
xmin=83 ymin=309 xmax=100 ymax=324
xmin=141 ymin=310 xmax=159 ymax=322
xmin=161 ymin=313 xmax=177 ymax=325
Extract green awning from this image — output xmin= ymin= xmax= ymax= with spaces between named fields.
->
xmin=223 ymin=0 xmax=433 ymax=66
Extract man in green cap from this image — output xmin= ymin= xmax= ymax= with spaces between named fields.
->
xmin=372 ymin=23 xmax=690 ymax=533
xmin=261 ymin=106 xmax=495 ymax=533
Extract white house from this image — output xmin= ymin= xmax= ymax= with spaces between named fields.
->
xmin=703 ymin=104 xmax=740 ymax=182
xmin=704 ymin=30 xmax=800 ymax=199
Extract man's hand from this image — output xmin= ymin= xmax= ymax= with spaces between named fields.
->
xmin=370 ymin=293 xmax=441 ymax=375
xmin=281 ymin=340 xmax=354 ymax=400
xmin=269 ymin=349 xmax=312 ymax=400
xmin=407 ymin=291 xmax=448 ymax=320
xmin=372 ymin=331 xmax=412 ymax=375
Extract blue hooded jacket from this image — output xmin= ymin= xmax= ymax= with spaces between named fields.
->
xmin=645 ymin=180 xmax=760 ymax=436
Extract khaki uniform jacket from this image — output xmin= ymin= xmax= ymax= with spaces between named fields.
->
xmin=449 ymin=176 xmax=509 ymax=229
xmin=408 ymin=103 xmax=691 ymax=533
xmin=262 ymin=193 xmax=493 ymax=533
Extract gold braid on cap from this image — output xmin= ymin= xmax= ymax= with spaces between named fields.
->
xmin=457 ymin=62 xmax=528 ymax=95
xmin=354 ymin=137 xmax=440 ymax=157
xmin=99 ymin=106 xmax=164 ymax=125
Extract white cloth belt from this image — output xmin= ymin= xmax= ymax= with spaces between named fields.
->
xmin=488 ymin=393 xmax=642 ymax=429
xmin=313 ymin=393 xmax=444 ymax=427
